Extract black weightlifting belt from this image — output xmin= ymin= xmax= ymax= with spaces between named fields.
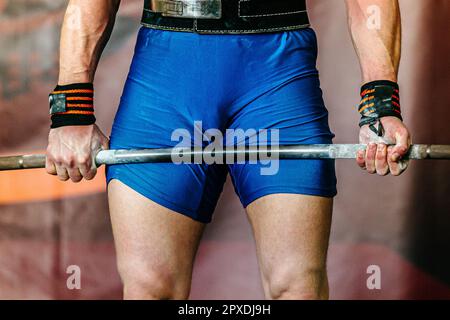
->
xmin=141 ymin=0 xmax=310 ymax=34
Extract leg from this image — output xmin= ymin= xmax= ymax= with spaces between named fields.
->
xmin=246 ymin=194 xmax=333 ymax=300
xmin=108 ymin=180 xmax=205 ymax=300
xmin=105 ymin=26 xmax=230 ymax=299
xmin=221 ymin=26 xmax=336 ymax=300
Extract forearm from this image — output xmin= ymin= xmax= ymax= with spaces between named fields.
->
xmin=58 ymin=0 xmax=120 ymax=85
xmin=345 ymin=0 xmax=401 ymax=83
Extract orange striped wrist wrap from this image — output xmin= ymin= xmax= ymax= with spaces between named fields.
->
xmin=358 ymin=80 xmax=402 ymax=136
xmin=49 ymin=83 xmax=96 ymax=128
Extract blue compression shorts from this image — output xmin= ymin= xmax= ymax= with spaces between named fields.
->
xmin=106 ymin=27 xmax=337 ymax=223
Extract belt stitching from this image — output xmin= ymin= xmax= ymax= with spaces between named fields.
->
xmin=141 ymin=22 xmax=311 ymax=34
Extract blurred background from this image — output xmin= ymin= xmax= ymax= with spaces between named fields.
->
xmin=0 ymin=0 xmax=449 ymax=299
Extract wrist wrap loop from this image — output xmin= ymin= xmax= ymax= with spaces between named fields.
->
xmin=49 ymin=83 xmax=96 ymax=128
xmin=358 ymin=80 xmax=402 ymax=136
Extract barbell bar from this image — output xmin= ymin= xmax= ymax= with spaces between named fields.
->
xmin=0 ymin=144 xmax=449 ymax=171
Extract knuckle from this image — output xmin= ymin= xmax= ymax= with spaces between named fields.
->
xmin=63 ymin=156 xmax=75 ymax=168
xmin=77 ymin=155 xmax=90 ymax=165
xmin=53 ymin=156 xmax=63 ymax=165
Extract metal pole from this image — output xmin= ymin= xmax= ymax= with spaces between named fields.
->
xmin=0 ymin=144 xmax=449 ymax=171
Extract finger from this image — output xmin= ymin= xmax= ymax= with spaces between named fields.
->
xmin=375 ymin=144 xmax=389 ymax=176
xmin=356 ymin=150 xmax=366 ymax=169
xmin=80 ymin=166 xmax=97 ymax=181
xmin=389 ymin=160 xmax=409 ymax=176
xmin=387 ymin=146 xmax=409 ymax=176
xmin=59 ymin=154 xmax=81 ymax=182
xmin=365 ymin=143 xmax=377 ymax=174
xmin=45 ymin=157 xmax=57 ymax=175
xmin=55 ymin=165 xmax=69 ymax=181
xmin=391 ymin=129 xmax=410 ymax=162
xmin=99 ymin=132 xmax=110 ymax=150
xmin=79 ymin=156 xmax=97 ymax=181
xmin=101 ymin=137 xmax=110 ymax=150
xmin=66 ymin=165 xmax=83 ymax=183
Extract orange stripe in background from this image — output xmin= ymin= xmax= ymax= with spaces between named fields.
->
xmin=0 ymin=159 xmax=106 ymax=205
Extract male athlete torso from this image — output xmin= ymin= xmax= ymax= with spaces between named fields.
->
xmin=46 ymin=0 xmax=411 ymax=299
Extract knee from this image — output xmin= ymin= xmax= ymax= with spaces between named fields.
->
xmin=118 ymin=262 xmax=190 ymax=300
xmin=266 ymin=265 xmax=328 ymax=300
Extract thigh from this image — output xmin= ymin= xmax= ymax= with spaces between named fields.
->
xmin=108 ymin=179 xmax=205 ymax=298
xmin=246 ymin=194 xmax=333 ymax=298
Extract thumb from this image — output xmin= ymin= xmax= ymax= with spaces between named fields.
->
xmin=97 ymin=130 xmax=110 ymax=150
xmin=101 ymin=136 xmax=110 ymax=150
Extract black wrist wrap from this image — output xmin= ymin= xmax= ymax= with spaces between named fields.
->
xmin=358 ymin=80 xmax=402 ymax=136
xmin=49 ymin=83 xmax=96 ymax=129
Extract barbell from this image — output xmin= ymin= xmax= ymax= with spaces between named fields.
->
xmin=0 ymin=144 xmax=449 ymax=171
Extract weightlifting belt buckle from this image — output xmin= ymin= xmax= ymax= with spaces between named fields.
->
xmin=152 ymin=0 xmax=222 ymax=19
